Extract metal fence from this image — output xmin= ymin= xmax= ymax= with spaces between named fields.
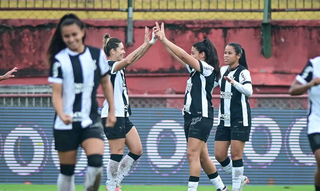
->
xmin=1 ymin=0 xmax=319 ymax=20
xmin=0 ymin=85 xmax=308 ymax=110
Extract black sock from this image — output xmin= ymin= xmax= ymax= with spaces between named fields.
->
xmin=207 ymin=172 xmax=219 ymax=179
xmin=316 ymin=185 xmax=320 ymax=191
xmin=189 ymin=176 xmax=199 ymax=182
xmin=110 ymin=154 xmax=123 ymax=162
xmin=220 ymin=157 xmax=231 ymax=167
xmin=128 ymin=152 xmax=141 ymax=161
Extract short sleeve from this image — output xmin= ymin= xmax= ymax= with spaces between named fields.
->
xmin=108 ymin=61 xmax=120 ymax=75
xmin=48 ymin=59 xmax=63 ymax=84
xmin=239 ymin=69 xmax=252 ymax=85
xmin=99 ymin=49 xmax=110 ymax=77
xmin=296 ymin=61 xmax=313 ymax=85
xmin=185 ymin=64 xmax=193 ymax=73
xmin=199 ymin=60 xmax=214 ymax=77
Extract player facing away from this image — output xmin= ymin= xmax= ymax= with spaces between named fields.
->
xmin=214 ymin=43 xmax=252 ymax=191
xmin=100 ymin=27 xmax=157 ymax=191
xmin=289 ymin=56 xmax=320 ymax=191
xmin=154 ymin=22 xmax=228 ymax=191
xmin=46 ymin=13 xmax=116 ymax=191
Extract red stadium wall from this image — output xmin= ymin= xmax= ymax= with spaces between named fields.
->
xmin=1 ymin=19 xmax=319 ymax=94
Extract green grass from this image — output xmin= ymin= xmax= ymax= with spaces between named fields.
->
xmin=0 ymin=185 xmax=314 ymax=191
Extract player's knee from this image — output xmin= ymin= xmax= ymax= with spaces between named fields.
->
xmin=60 ymin=164 xmax=75 ymax=176
xmin=215 ymin=152 xmax=227 ymax=162
xmin=130 ymin=147 xmax=143 ymax=156
xmin=87 ymin=154 xmax=103 ymax=167
xmin=187 ymin=150 xmax=200 ymax=162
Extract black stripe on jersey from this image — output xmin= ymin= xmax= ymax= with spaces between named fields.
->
xmin=70 ymin=55 xmax=83 ymax=113
xmin=230 ymin=68 xmax=243 ymax=125
xmin=220 ymin=69 xmax=229 ymax=126
xmin=300 ymin=61 xmax=313 ymax=83
xmin=88 ymin=47 xmax=101 ymax=122
xmin=242 ymin=81 xmax=252 ymax=85
xmin=120 ymin=70 xmax=132 ymax=116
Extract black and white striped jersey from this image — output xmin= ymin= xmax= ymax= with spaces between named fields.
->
xmin=183 ymin=60 xmax=216 ymax=118
xmin=48 ymin=46 xmax=109 ymax=130
xmin=296 ymin=56 xmax=320 ymax=135
xmin=101 ymin=61 xmax=131 ymax=118
xmin=218 ymin=65 xmax=252 ymax=127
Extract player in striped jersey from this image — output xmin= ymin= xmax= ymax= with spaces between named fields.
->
xmin=289 ymin=57 xmax=320 ymax=191
xmin=46 ymin=13 xmax=116 ymax=191
xmin=214 ymin=43 xmax=252 ymax=191
xmin=154 ymin=22 xmax=228 ymax=191
xmin=101 ymin=27 xmax=157 ymax=191
xmin=0 ymin=67 xmax=18 ymax=81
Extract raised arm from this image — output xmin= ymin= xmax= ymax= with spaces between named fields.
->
xmin=112 ymin=26 xmax=157 ymax=72
xmin=0 ymin=67 xmax=18 ymax=81
xmin=154 ymin=22 xmax=201 ymax=72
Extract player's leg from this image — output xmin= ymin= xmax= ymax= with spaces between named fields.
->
xmin=81 ymin=121 xmax=105 ymax=191
xmin=54 ymin=129 xmax=79 ymax=191
xmin=230 ymin=126 xmax=251 ymax=191
xmin=214 ymin=126 xmax=232 ymax=174
xmin=314 ymin=149 xmax=320 ymax=191
xmin=308 ymin=133 xmax=320 ymax=191
xmin=186 ymin=116 xmax=211 ymax=191
xmin=116 ymin=119 xmax=142 ymax=189
xmin=200 ymin=143 xmax=228 ymax=191
xmin=103 ymin=117 xmax=126 ymax=191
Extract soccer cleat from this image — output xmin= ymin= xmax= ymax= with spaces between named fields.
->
xmin=239 ymin=176 xmax=249 ymax=191
xmin=217 ymin=186 xmax=229 ymax=191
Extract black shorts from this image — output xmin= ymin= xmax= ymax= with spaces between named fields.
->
xmin=308 ymin=133 xmax=320 ymax=153
xmin=215 ymin=125 xmax=251 ymax=142
xmin=184 ymin=115 xmax=213 ymax=143
xmin=102 ymin=117 xmax=134 ymax=140
xmin=54 ymin=120 xmax=105 ymax=152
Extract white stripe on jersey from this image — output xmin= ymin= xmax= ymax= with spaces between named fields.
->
xmin=200 ymin=75 xmax=208 ymax=118
xmin=241 ymin=94 xmax=248 ymax=126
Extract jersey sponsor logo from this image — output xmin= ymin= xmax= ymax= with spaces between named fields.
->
xmin=73 ymin=82 xmax=94 ymax=94
xmin=52 ymin=62 xmax=61 ymax=78
xmin=72 ymin=111 xmax=83 ymax=122
xmin=301 ymin=66 xmax=313 ymax=79
xmin=186 ymin=82 xmax=193 ymax=92
xmin=90 ymin=59 xmax=97 ymax=70
xmin=203 ymin=66 xmax=213 ymax=72
xmin=220 ymin=91 xmax=233 ymax=99
xmin=191 ymin=117 xmax=202 ymax=125
xmin=183 ymin=104 xmax=190 ymax=113
xmin=220 ymin=114 xmax=230 ymax=121
xmin=241 ymin=71 xmax=248 ymax=81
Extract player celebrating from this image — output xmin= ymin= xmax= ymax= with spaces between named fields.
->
xmin=154 ymin=22 xmax=228 ymax=191
xmin=289 ymin=56 xmax=320 ymax=191
xmin=101 ymin=27 xmax=157 ymax=191
xmin=47 ymin=13 xmax=116 ymax=191
xmin=0 ymin=67 xmax=18 ymax=81
xmin=214 ymin=42 xmax=252 ymax=191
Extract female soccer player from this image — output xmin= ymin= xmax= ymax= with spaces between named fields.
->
xmin=154 ymin=22 xmax=228 ymax=191
xmin=101 ymin=27 xmax=157 ymax=191
xmin=0 ymin=67 xmax=18 ymax=81
xmin=214 ymin=42 xmax=252 ymax=191
xmin=47 ymin=13 xmax=116 ymax=191
xmin=289 ymin=57 xmax=320 ymax=191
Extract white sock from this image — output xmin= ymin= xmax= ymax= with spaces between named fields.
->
xmin=116 ymin=154 xmax=136 ymax=186
xmin=188 ymin=181 xmax=199 ymax=191
xmin=222 ymin=159 xmax=232 ymax=174
xmin=57 ymin=173 xmax=75 ymax=191
xmin=210 ymin=175 xmax=225 ymax=190
xmin=232 ymin=166 xmax=244 ymax=191
xmin=107 ymin=159 xmax=120 ymax=191
xmin=84 ymin=166 xmax=103 ymax=191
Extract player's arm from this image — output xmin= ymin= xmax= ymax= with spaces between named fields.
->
xmin=113 ymin=26 xmax=157 ymax=72
xmin=225 ymin=69 xmax=253 ymax=97
xmin=163 ymin=45 xmax=187 ymax=67
xmin=48 ymin=61 xmax=72 ymax=124
xmin=154 ymin=22 xmax=202 ymax=73
xmin=289 ymin=60 xmax=320 ymax=95
xmin=0 ymin=67 xmax=18 ymax=81
xmin=99 ymin=50 xmax=116 ymax=127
